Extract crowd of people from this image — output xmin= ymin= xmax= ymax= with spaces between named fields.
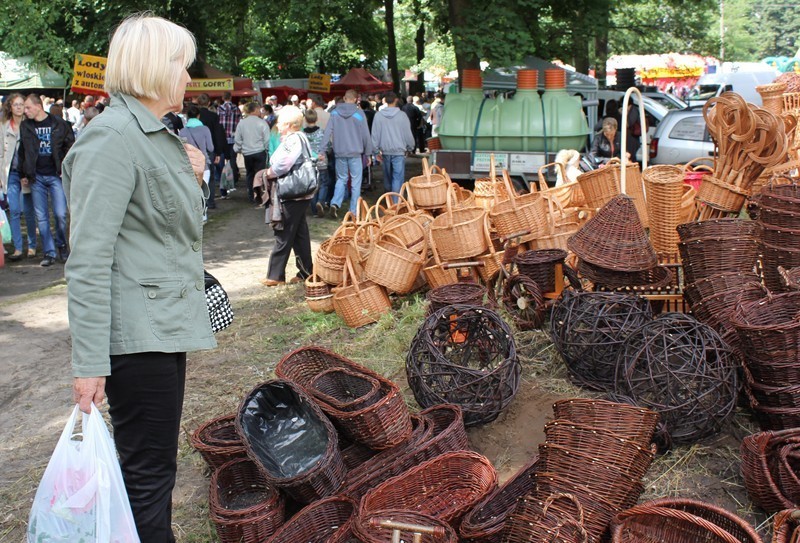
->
xmin=0 ymin=84 xmax=444 ymax=269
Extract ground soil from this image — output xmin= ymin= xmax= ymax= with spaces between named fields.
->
xmin=0 ymin=157 xmax=771 ymax=541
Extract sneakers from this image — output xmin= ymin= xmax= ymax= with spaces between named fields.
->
xmin=315 ymin=202 xmax=325 ymax=218
xmin=330 ymin=204 xmax=339 ymax=219
xmin=57 ymin=246 xmax=70 ymax=263
xmin=40 ymin=256 xmax=56 ymax=267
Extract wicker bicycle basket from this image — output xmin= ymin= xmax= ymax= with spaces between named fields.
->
xmin=359 ymin=451 xmax=498 ymax=523
xmin=408 ymin=158 xmax=449 ymax=209
xmin=430 ymin=185 xmax=488 ymax=261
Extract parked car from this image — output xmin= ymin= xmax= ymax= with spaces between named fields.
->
xmin=648 ymin=108 xmax=714 ymax=165
xmin=593 ymin=90 xmax=670 ymax=161
xmin=642 ymin=90 xmax=687 ymax=110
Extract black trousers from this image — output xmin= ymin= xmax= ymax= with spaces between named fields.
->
xmin=105 ymin=352 xmax=186 ymax=543
xmin=268 ymin=199 xmax=313 ymax=281
xmin=224 ymin=141 xmax=240 ymax=183
xmin=243 ymin=151 xmax=267 ymax=203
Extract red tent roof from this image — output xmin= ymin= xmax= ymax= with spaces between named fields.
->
xmin=331 ymin=68 xmax=392 ymax=92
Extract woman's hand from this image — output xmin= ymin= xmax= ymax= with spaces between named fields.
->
xmin=184 ymin=143 xmax=206 ymax=187
xmin=73 ymin=377 xmax=106 ymax=414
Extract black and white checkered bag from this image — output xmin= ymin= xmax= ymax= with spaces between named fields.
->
xmin=204 ymin=271 xmax=233 ymax=333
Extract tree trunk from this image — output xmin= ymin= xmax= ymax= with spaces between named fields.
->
xmin=415 ymin=21 xmax=425 ymax=92
xmin=448 ymin=0 xmax=480 ymax=90
xmin=385 ymin=0 xmax=400 ymax=92
xmin=593 ymin=9 xmax=609 ymax=85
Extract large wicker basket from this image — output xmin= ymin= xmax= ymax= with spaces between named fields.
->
xmin=191 ymin=414 xmax=248 ymax=471
xmin=333 ymin=257 xmax=391 ymax=328
xmin=430 ymin=185 xmax=488 ymax=261
xmin=364 ymin=231 xmax=427 ymax=294
xmin=644 ymin=164 xmax=685 ymax=255
xmin=265 ymin=495 xmax=357 ymax=543
xmin=489 ymin=170 xmax=548 ymax=241
xmin=408 ymin=158 xmax=449 ymax=209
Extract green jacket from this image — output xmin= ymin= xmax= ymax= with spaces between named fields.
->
xmin=62 ymin=93 xmax=216 ymax=378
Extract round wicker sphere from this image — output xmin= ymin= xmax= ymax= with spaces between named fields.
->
xmin=614 ymin=313 xmax=738 ymax=447
xmin=550 ymin=290 xmax=653 ymax=392
xmin=406 ymin=304 xmax=520 ymax=427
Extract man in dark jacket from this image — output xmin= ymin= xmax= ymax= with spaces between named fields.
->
xmin=400 ymin=96 xmax=424 ymax=153
xmin=18 ymin=94 xmax=75 ymax=266
xmin=196 ymin=93 xmax=226 ymax=208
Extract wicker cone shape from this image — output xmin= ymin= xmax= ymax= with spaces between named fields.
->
xmin=333 ymin=258 xmax=391 ymax=328
xmin=644 ymin=165 xmax=685 ymax=255
xmin=772 ymin=509 xmax=800 ymax=543
xmin=568 ymin=195 xmax=657 ymax=272
xmin=552 ymin=398 xmax=659 ymax=447
xmin=275 ymin=346 xmax=413 ymax=450
xmin=359 ymin=451 xmax=498 ymax=524
xmin=614 ymin=314 xmax=738 ymax=447
xmin=354 ymin=509 xmax=458 ymax=543
xmin=550 ymin=290 xmax=654 ymax=392
xmin=209 ymin=459 xmax=286 ymax=543
xmin=578 ymin=260 xmax=674 ymax=291
xmin=265 ymin=495 xmax=357 ymax=543
xmin=190 ymin=414 xmax=248 ymax=471
xmin=406 ymin=304 xmax=521 ymax=427
xmin=459 ymin=454 xmax=539 ymax=543
xmin=430 ymin=186 xmax=488 ymax=261
xmin=236 ymin=380 xmax=347 ymax=503
xmin=741 ymin=429 xmax=800 ymax=514
xmin=610 ymin=498 xmax=763 ymax=543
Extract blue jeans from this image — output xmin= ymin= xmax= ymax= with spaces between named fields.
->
xmin=6 ymin=170 xmax=37 ymax=253
xmin=381 ymin=154 xmax=406 ymax=196
xmin=331 ymin=156 xmax=363 ymax=214
xmin=311 ymin=169 xmax=332 ymax=209
xmin=31 ymin=174 xmax=68 ymax=258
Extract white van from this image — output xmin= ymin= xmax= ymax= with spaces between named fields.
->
xmin=688 ymin=65 xmax=778 ymax=106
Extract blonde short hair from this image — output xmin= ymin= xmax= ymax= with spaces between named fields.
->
xmin=277 ymin=105 xmax=303 ymax=131
xmin=602 ymin=117 xmax=618 ymax=131
xmin=105 ymin=14 xmax=196 ymax=101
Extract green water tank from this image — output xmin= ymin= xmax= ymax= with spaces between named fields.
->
xmin=438 ymin=87 xmax=488 ymax=150
xmin=496 ymin=69 xmax=544 ymax=151
xmin=541 ymin=69 xmax=590 ymax=151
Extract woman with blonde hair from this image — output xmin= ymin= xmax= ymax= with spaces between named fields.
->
xmin=0 ymin=93 xmax=38 ymax=260
xmin=261 ymin=105 xmax=315 ymax=286
xmin=62 ymin=14 xmax=215 ymax=541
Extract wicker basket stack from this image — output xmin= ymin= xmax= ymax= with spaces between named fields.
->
xmin=731 ymin=292 xmax=800 ymax=430
xmin=754 ymin=181 xmax=800 ymax=292
xmin=501 ymin=398 xmax=658 ymax=543
xmin=741 ymin=428 xmax=800 ymax=514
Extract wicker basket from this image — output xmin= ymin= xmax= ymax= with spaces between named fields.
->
xmin=236 ymin=380 xmax=347 ymax=503
xmin=379 ymin=212 xmax=429 ymax=255
xmin=265 ymin=495 xmax=357 ymax=543
xmin=430 ymin=185 xmax=488 ymax=261
xmin=730 ymin=292 xmax=800 ymax=365
xmin=568 ymin=195 xmax=657 ymax=272
xmin=359 ymin=451 xmax=498 ymax=523
xmin=683 ymin=157 xmax=715 ymax=191
xmin=489 ymin=170 xmax=548 ymax=241
xmin=209 ymin=458 xmax=286 ymax=543
xmin=317 ymin=232 xmax=354 ymax=286
xmin=757 ymin=83 xmax=788 ymax=115
xmin=537 ymin=162 xmax=587 ymax=208
xmin=333 ymin=258 xmax=391 ymax=328
xmin=305 ymin=269 xmax=334 ymax=313
xmin=552 ymin=398 xmax=659 ymax=447
xmin=676 ymin=218 xmax=757 ymax=242
xmin=516 ymin=248 xmax=568 ymax=293
xmin=422 ymin=228 xmax=459 ymax=288
xmin=309 ymin=368 xmax=381 ymax=412
xmin=191 ymin=414 xmax=248 ymax=471
xmin=354 ymin=509 xmax=458 ymax=543
xmin=577 ymin=158 xmax=622 ymax=210
xmin=427 ymin=282 xmax=490 ymax=314
xmin=696 ymin=175 xmax=750 ymax=213
xmin=475 ymin=155 xmax=509 ymax=210
xmin=477 ymin=215 xmax=505 ymax=282
xmin=365 ymin=231 xmax=427 ymax=294
xmin=459 ymin=454 xmax=539 ymax=543
xmin=760 ymin=241 xmax=800 ymax=292
xmin=610 ymin=498 xmax=763 ymax=543
xmin=773 ymin=509 xmax=800 ymax=543
xmin=644 ymin=165 xmax=685 ymax=255
xmin=408 ymin=158 xmax=449 ymax=209
xmin=502 ymin=493 xmax=589 ymax=543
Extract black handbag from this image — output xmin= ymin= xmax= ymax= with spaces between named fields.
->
xmin=204 ymin=270 xmax=233 ymax=333
xmin=277 ymin=133 xmax=319 ymax=200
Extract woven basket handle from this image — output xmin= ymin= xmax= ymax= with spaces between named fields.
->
xmin=542 ymin=492 xmax=585 ymax=525
xmin=482 ymin=214 xmax=497 ymax=257
xmin=399 ymin=182 xmax=416 ymax=209
xmin=382 ymin=231 xmax=427 ymax=257
xmin=352 ymin=221 xmax=380 ymax=262
xmin=620 ymin=86 xmax=648 ymax=195
xmin=682 ymin=156 xmax=715 ymax=174
xmin=548 ymin=519 xmax=588 ymax=543
xmin=356 ymin=197 xmax=370 ymax=223
xmin=372 ymin=191 xmax=411 ymax=223
xmin=490 ymin=153 xmax=496 ymax=182
xmin=501 ymin=170 xmax=518 ymax=211
xmin=430 ymin=164 xmax=446 ymax=177
xmin=445 ymin=182 xmax=455 ymax=219
xmin=537 ymin=162 xmax=566 ymax=192
xmin=342 ymin=256 xmax=361 ymax=293
xmin=422 ymin=157 xmax=430 ymax=178
xmin=427 ymin=227 xmax=445 ymax=266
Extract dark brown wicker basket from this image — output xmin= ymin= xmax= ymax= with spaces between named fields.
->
xmin=567 ymin=195 xmax=657 ymax=272
xmin=427 ymin=282 xmax=491 ymax=314
xmin=683 ymin=272 xmax=763 ymax=309
xmin=551 ymin=398 xmax=659 ymax=448
xmin=276 ymin=347 xmax=413 ymax=449
xmin=236 ymin=380 xmax=347 ymax=503
xmin=742 ymin=430 xmax=799 ymax=514
xmin=309 ymin=368 xmax=381 ymax=412
xmin=759 ymin=182 xmax=800 ymax=213
xmin=359 ymin=451 xmax=498 ymax=524
xmin=687 ymin=281 xmax=767 ymax=335
xmin=731 ymin=292 xmax=800 ymax=366
xmin=758 ymin=222 xmax=800 ymax=250
xmin=777 ymin=443 xmax=800 ymax=502
xmin=772 ymin=509 xmax=800 ymax=543
xmin=550 ymin=290 xmax=653 ymax=392
xmin=759 ymin=204 xmax=800 ymax=230
xmin=208 ymin=458 xmax=286 ymax=543
xmin=614 ymin=314 xmax=738 ymax=447
xmin=678 ymin=237 xmax=760 ymax=284
xmin=459 ymin=454 xmax=540 ymax=543
xmin=676 ymin=218 xmax=757 ymax=242
xmin=502 ymin=274 xmax=546 ymax=330
xmin=610 ymin=498 xmax=763 ymax=543
xmin=190 ymin=414 xmax=248 ymax=471
xmin=760 ymin=242 xmax=800 ymax=292
xmin=578 ymin=259 xmax=673 ymax=290
xmin=515 ymin=249 xmax=568 ymax=293
xmin=780 ymin=266 xmax=800 ymax=290
xmin=265 ymin=495 xmax=357 ymax=543
xmin=353 ymin=509 xmax=458 ymax=543
xmin=502 ymin=492 xmax=590 ymax=543
xmin=406 ymin=305 xmax=520 ymax=427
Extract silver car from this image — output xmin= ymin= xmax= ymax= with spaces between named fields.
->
xmin=648 ymin=108 xmax=714 ymax=165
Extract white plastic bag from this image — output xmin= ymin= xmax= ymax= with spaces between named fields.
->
xmin=28 ymin=404 xmax=139 ymax=542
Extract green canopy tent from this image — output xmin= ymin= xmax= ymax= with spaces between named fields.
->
xmin=0 ymin=52 xmax=68 ymax=94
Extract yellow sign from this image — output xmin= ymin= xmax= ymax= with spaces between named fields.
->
xmin=72 ymin=53 xmax=107 ymax=94
xmin=308 ymin=73 xmax=331 ymax=93
xmin=186 ymin=78 xmax=234 ymax=91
